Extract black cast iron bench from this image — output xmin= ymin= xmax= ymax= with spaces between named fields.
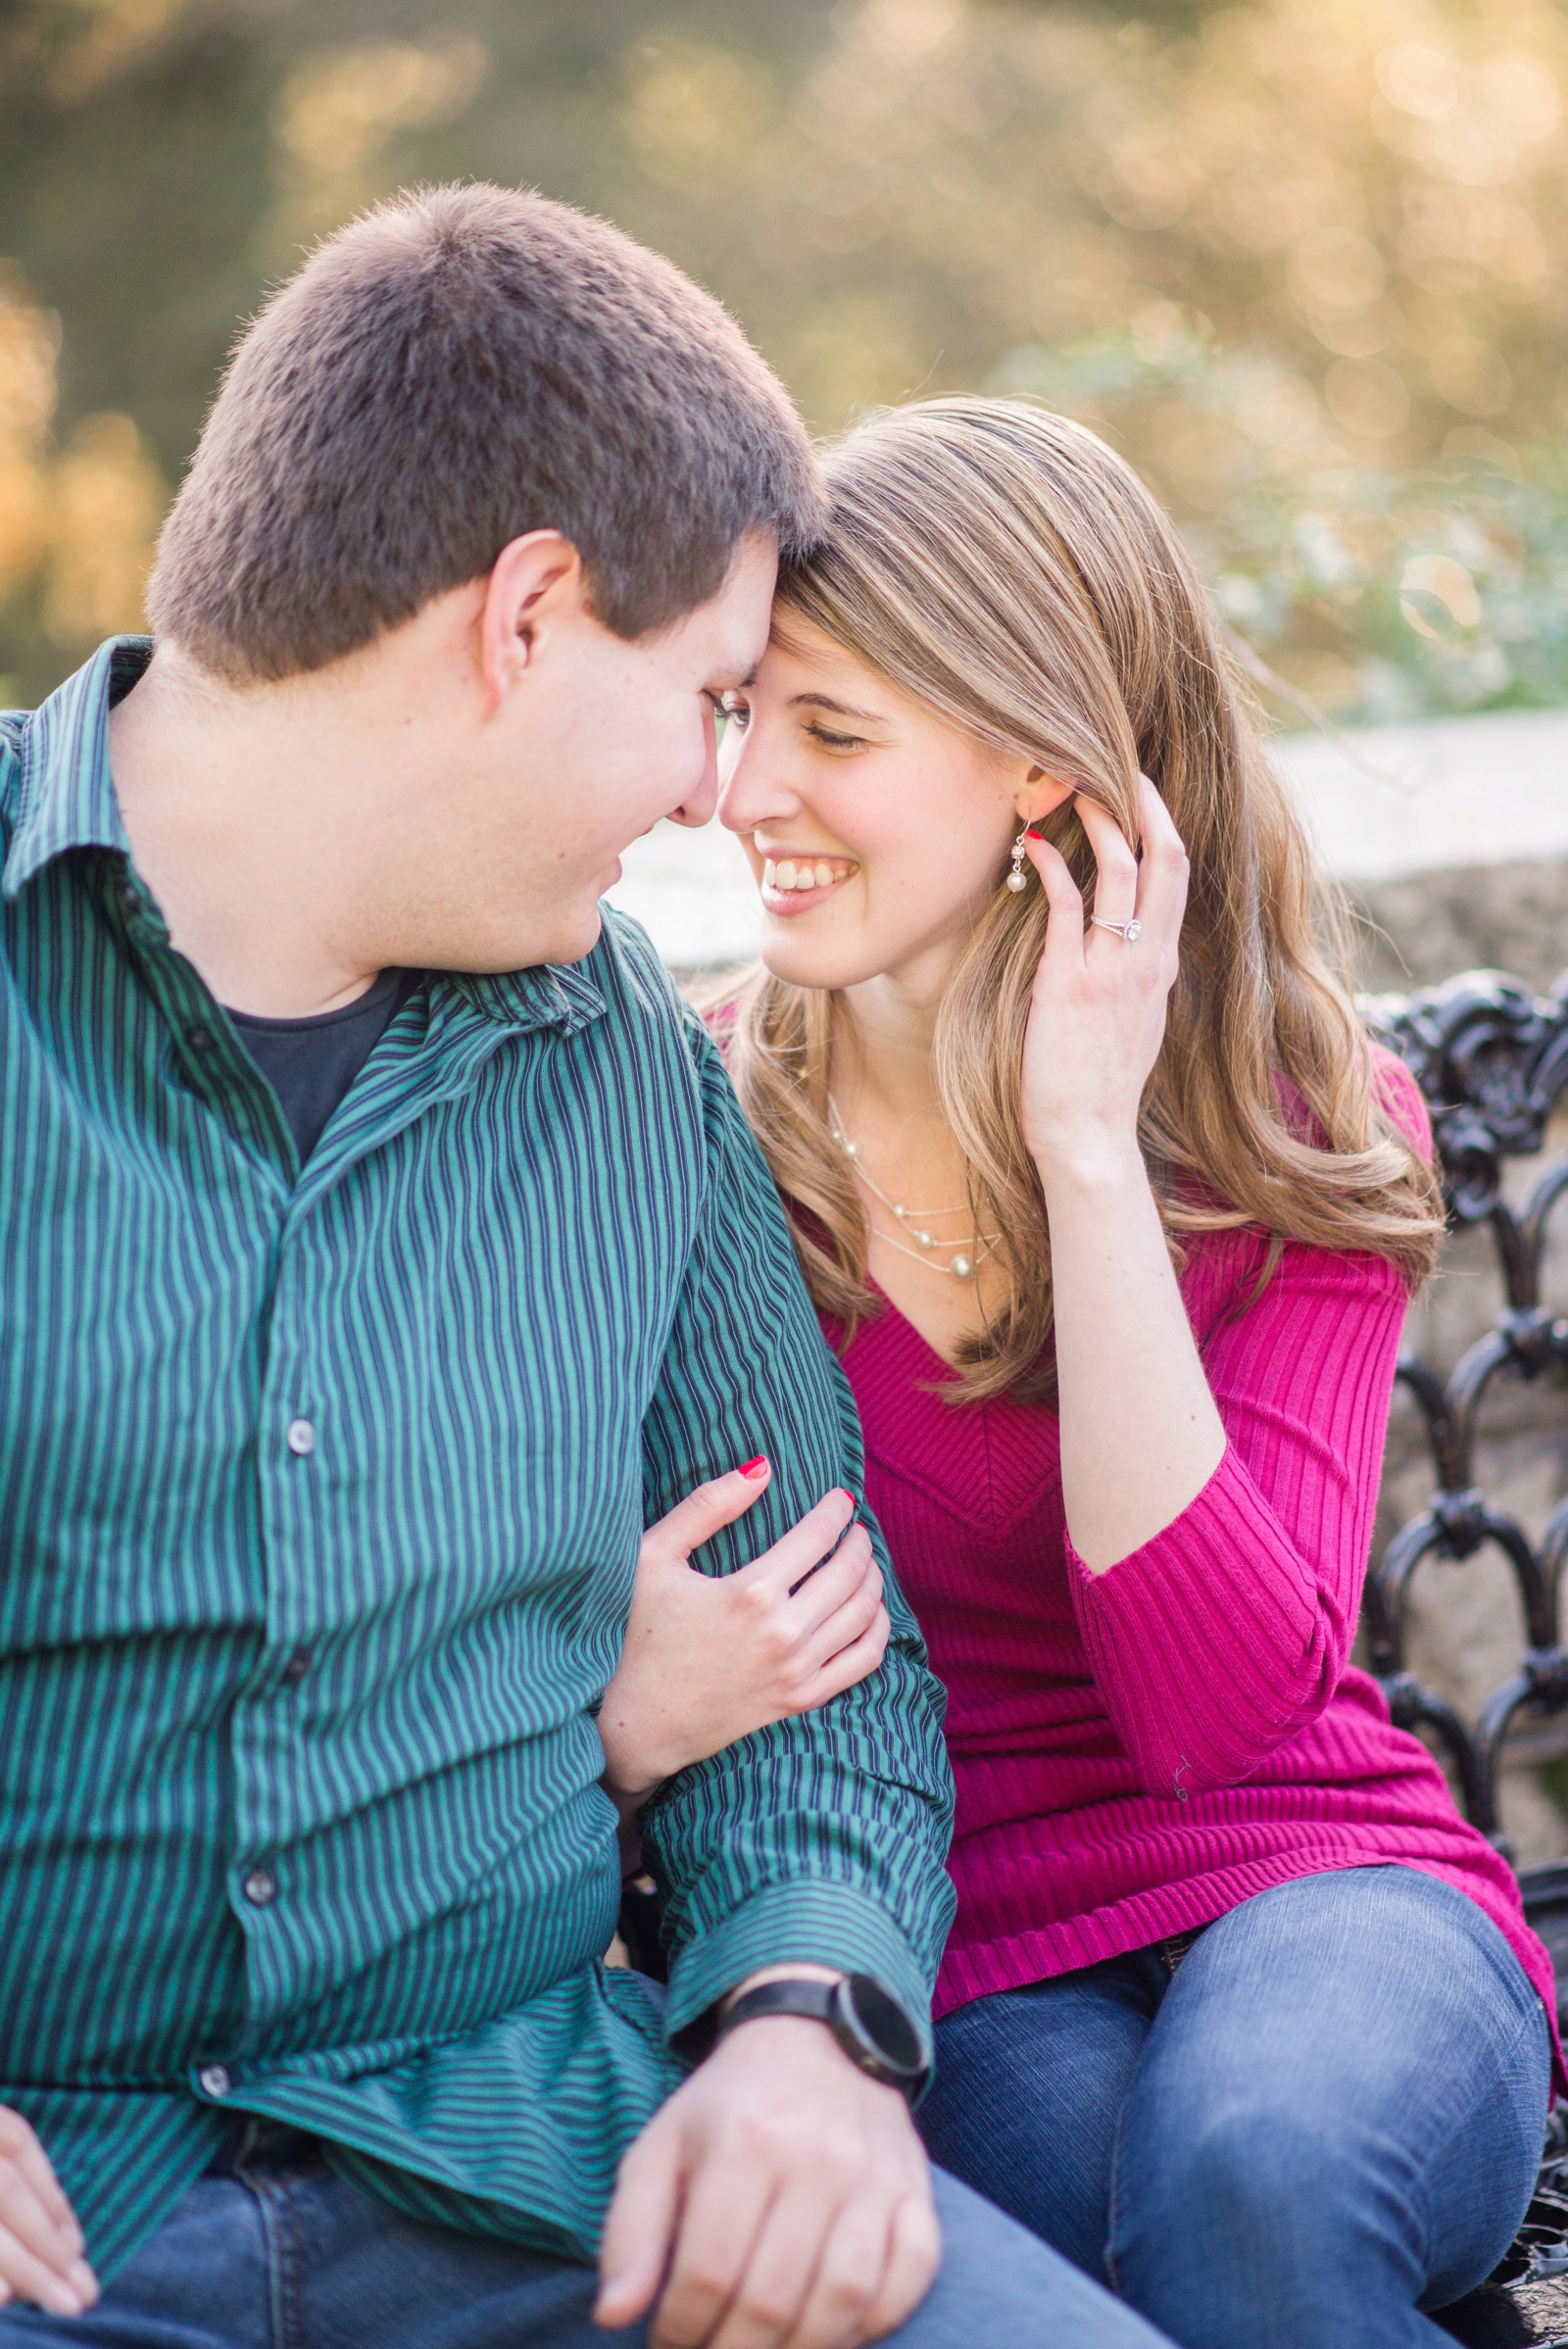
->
xmin=1362 ymin=970 xmax=1568 ymax=2347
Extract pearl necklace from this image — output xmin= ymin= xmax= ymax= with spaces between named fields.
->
xmin=827 ymin=1098 xmax=1000 ymax=1283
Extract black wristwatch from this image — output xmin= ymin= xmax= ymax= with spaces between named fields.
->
xmin=716 ymin=1973 xmax=929 ymax=2100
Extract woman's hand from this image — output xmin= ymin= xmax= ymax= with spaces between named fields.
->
xmin=1020 ymin=774 xmax=1188 ymax=1181
xmin=599 ymin=1462 xmax=890 ymax=1804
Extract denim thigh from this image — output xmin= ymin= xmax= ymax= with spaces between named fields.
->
xmin=919 ymin=1949 xmax=1167 ymax=2282
xmin=1112 ymin=1866 xmax=1551 ymax=2349
xmin=917 ymin=1865 xmax=1550 ymax=2347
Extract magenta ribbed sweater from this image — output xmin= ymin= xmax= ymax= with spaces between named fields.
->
xmin=825 ymin=1056 xmax=1558 ymax=2069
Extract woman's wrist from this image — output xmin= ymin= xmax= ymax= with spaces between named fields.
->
xmin=602 ymin=1765 xmax=662 ymax=1808
xmin=1029 ymin=1130 xmax=1151 ymax=1199
xmin=597 ymin=1708 xmax=668 ymax=1807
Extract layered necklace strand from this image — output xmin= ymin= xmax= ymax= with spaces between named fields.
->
xmin=826 ymin=1096 xmax=1001 ymax=1283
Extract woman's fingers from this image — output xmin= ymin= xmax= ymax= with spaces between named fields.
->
xmin=641 ymin=1459 xmax=773 ymax=1569
xmin=1131 ymin=773 xmax=1191 ymax=949
xmin=765 ymin=1524 xmax=876 ymax=1637
xmin=1071 ymin=792 xmax=1141 ymax=931
xmin=742 ymin=1488 xmax=858 ymax=1595
xmin=1027 ymin=780 xmax=1188 ymax=959
xmin=804 ymin=1612 xmax=892 ymax=1708
xmin=1024 ymin=833 xmax=1084 ymax=963
xmin=714 ymin=1529 xmax=885 ymax=1717
xmin=1019 ymin=775 xmax=1186 ymax=1171
xmin=798 ymin=1557 xmax=883 ymax=1665
xmin=749 ymin=1565 xmax=887 ymax=1713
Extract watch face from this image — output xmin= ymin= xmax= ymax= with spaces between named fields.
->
xmin=842 ymin=1974 xmax=925 ymax=2078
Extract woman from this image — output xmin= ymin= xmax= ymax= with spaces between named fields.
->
xmin=599 ymin=398 xmax=1557 ymax=2349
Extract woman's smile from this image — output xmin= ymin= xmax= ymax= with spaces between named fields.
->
xmin=758 ymin=850 xmax=860 ymax=914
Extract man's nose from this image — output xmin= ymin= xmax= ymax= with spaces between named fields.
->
xmin=666 ymin=714 xmax=719 ymax=830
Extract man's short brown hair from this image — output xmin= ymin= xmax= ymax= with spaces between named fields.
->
xmin=147 ymin=183 xmax=823 ymax=681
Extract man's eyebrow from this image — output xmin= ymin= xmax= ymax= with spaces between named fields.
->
xmin=788 ymin=692 xmax=884 ymax=723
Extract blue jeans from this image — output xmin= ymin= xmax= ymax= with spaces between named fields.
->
xmin=917 ymin=1865 xmax=1551 ymax=2349
xmin=0 ymin=2126 xmax=1172 ymax=2348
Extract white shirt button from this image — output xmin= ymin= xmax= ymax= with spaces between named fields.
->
xmin=198 ymin=2065 xmax=230 ymax=2098
xmin=242 ymin=1867 xmax=275 ymax=1907
xmin=285 ymin=1418 xmax=316 ymax=1456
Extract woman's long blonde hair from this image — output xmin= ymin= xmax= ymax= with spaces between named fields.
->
xmin=714 ymin=398 xmax=1443 ymax=1402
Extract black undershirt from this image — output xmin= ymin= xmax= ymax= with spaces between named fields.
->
xmin=227 ymin=968 xmax=420 ymax=1164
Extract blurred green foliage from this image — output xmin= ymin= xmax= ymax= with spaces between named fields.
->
xmin=3 ymin=0 xmax=1568 ymax=719
xmin=1005 ymin=323 xmax=1568 ymax=721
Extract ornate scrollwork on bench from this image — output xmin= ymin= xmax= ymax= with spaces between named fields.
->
xmin=1358 ymin=974 xmax=1568 ymax=2344
xmin=1363 ymin=970 xmax=1568 ymax=1856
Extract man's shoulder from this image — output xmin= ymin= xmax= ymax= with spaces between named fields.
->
xmin=586 ymin=902 xmax=676 ymax=993
xmin=579 ymin=905 xmax=706 ymax=1053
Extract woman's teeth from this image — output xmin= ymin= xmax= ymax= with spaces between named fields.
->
xmin=762 ymin=857 xmax=858 ymax=892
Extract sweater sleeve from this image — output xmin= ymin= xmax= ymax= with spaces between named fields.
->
xmin=1068 ymin=1054 xmax=1429 ymax=1800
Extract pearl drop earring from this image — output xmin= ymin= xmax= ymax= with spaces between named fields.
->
xmin=1005 ymin=827 xmax=1031 ymax=893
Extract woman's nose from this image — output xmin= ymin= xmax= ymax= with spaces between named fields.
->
xmin=716 ymin=726 xmax=799 ymax=837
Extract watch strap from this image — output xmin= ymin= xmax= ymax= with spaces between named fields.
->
xmin=715 ymin=1973 xmax=928 ymax=2099
xmin=720 ymin=1978 xmax=839 ymax=2035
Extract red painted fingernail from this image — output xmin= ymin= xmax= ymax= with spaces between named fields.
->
xmin=739 ymin=1456 xmax=769 ymax=1479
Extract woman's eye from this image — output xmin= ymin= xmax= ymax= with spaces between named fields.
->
xmin=806 ymin=722 xmax=863 ymax=753
xmin=718 ymin=695 xmax=750 ymax=729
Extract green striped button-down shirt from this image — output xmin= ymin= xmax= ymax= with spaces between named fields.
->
xmin=0 ymin=640 xmax=956 ymax=2281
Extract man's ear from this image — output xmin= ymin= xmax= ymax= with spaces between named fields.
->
xmin=478 ymin=530 xmax=586 ymax=715
xmin=1013 ymin=765 xmax=1077 ymax=826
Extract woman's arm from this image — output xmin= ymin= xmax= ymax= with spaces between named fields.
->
xmin=1067 ymin=1233 xmax=1409 ymax=1797
xmin=1023 ymin=778 xmax=1224 ymax=1573
xmin=1022 ymin=783 xmax=1418 ymax=1797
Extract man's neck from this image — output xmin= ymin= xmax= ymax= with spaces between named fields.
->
xmin=107 ymin=642 xmax=395 ymax=1017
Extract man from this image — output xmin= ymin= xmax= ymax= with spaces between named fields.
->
xmin=0 ymin=183 xmax=1170 ymax=2347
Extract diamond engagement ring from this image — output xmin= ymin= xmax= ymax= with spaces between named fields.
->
xmin=1091 ymin=916 xmax=1142 ymax=943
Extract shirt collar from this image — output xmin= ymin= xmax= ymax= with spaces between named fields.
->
xmin=446 ymin=958 xmax=606 ymax=1035
xmin=2 ymin=636 xmax=148 ymax=901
